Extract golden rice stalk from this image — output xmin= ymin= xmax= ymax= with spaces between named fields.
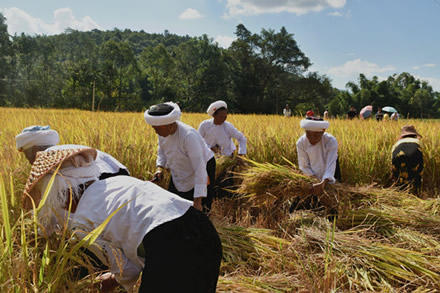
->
xmin=218 ymin=273 xmax=300 ymax=293
xmin=216 ymin=225 xmax=297 ymax=275
xmin=296 ymin=227 xmax=440 ymax=291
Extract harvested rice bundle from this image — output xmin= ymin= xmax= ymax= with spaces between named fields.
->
xmin=215 ymin=155 xmax=246 ymax=199
xmin=218 ymin=273 xmax=300 ymax=293
xmin=231 ymin=160 xmax=338 ymax=227
xmin=329 ymin=185 xmax=440 ymax=237
xmin=216 ymin=225 xmax=297 ymax=275
xmin=296 ymin=227 xmax=440 ymax=291
xmin=215 ymin=155 xmax=238 ymax=180
xmin=232 ymin=161 xmax=440 ymax=239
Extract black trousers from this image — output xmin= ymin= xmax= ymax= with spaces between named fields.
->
xmin=168 ymin=157 xmax=216 ymax=212
xmin=139 ymin=207 xmax=222 ymax=293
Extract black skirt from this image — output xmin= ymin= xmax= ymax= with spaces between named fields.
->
xmin=168 ymin=157 xmax=216 ymax=212
xmin=139 ymin=207 xmax=222 ymax=293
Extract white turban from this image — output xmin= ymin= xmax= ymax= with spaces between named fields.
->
xmin=300 ymin=119 xmax=329 ymax=132
xmin=207 ymin=100 xmax=227 ymax=117
xmin=144 ymin=102 xmax=182 ymax=126
xmin=16 ymin=125 xmax=60 ymax=151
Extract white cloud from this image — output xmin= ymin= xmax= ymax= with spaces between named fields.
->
xmin=328 ymin=11 xmax=343 ymax=16
xmin=327 ymin=59 xmax=395 ymax=78
xmin=0 ymin=7 xmax=101 ymax=36
xmin=179 ymin=8 xmax=203 ymax=20
xmin=327 ymin=9 xmax=351 ymax=17
xmin=413 ymin=63 xmax=436 ymax=70
xmin=412 ymin=63 xmax=437 ymax=70
xmin=214 ymin=35 xmax=235 ymax=48
xmin=224 ymin=0 xmax=346 ymax=17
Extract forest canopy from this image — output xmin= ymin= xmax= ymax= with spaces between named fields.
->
xmin=0 ymin=13 xmax=439 ymax=117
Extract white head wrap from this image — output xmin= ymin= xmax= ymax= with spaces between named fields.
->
xmin=207 ymin=100 xmax=227 ymax=117
xmin=37 ymin=159 xmax=99 ymax=234
xmin=16 ymin=125 xmax=60 ymax=151
xmin=300 ymin=119 xmax=329 ymax=132
xmin=144 ymin=102 xmax=182 ymax=126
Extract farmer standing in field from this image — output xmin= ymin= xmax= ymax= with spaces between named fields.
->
xmin=198 ymin=100 xmax=247 ymax=199
xmin=283 ymin=104 xmax=292 ymax=117
xmin=391 ymin=125 xmax=424 ymax=195
xmin=198 ymin=100 xmax=247 ymax=158
xmin=22 ymin=148 xmax=222 ymax=293
xmin=144 ymin=102 xmax=216 ymax=212
xmin=291 ymin=116 xmax=341 ymax=211
xmin=15 ymin=125 xmax=129 ymax=180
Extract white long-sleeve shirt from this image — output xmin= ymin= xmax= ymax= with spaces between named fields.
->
xmin=156 ymin=121 xmax=214 ymax=198
xmin=46 ymin=144 xmax=129 ymax=176
xmin=71 ymin=176 xmax=193 ymax=291
xmin=198 ymin=119 xmax=247 ymax=156
xmin=296 ymin=132 xmax=338 ymax=183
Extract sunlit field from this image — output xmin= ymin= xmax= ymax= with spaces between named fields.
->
xmin=2 ymin=107 xmax=440 ymax=292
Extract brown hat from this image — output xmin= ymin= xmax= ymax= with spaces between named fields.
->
xmin=22 ymin=148 xmax=97 ymax=209
xmin=400 ymin=125 xmax=422 ymax=139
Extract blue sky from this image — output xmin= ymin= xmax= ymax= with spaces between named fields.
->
xmin=1 ymin=0 xmax=439 ymax=91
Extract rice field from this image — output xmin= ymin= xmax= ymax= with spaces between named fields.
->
xmin=1 ymin=107 xmax=440 ymax=292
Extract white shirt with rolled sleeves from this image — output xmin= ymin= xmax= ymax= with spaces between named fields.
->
xmin=70 ymin=176 xmax=193 ymax=291
xmin=46 ymin=144 xmax=129 ymax=176
xmin=198 ymin=119 xmax=247 ymax=157
xmin=156 ymin=121 xmax=214 ymax=198
xmin=296 ymin=132 xmax=338 ymax=183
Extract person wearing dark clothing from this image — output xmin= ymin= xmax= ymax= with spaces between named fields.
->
xmin=375 ymin=108 xmax=384 ymax=121
xmin=391 ymin=125 xmax=423 ymax=194
xmin=346 ymin=106 xmax=358 ymax=120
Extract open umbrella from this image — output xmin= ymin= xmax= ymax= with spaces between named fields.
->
xmin=382 ymin=106 xmax=398 ymax=113
xmin=360 ymin=105 xmax=373 ymax=119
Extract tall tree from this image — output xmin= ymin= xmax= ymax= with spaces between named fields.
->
xmin=174 ymin=35 xmax=230 ymax=111
xmin=0 ymin=13 xmax=12 ymax=105
xmin=228 ymin=24 xmax=311 ymax=113
xmin=99 ymin=40 xmax=139 ymax=110
xmin=139 ymin=43 xmax=176 ymax=103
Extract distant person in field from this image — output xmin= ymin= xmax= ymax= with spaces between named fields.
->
xmin=22 ymin=148 xmax=222 ymax=293
xmin=346 ymin=106 xmax=358 ymax=119
xmin=391 ymin=112 xmax=400 ymax=121
xmin=290 ymin=117 xmax=341 ymax=212
xmin=15 ymin=125 xmax=129 ymax=179
xmin=144 ymin=102 xmax=215 ymax=212
xmin=375 ymin=108 xmax=384 ymax=121
xmin=283 ymin=104 xmax=292 ymax=117
xmin=391 ymin=125 xmax=423 ymax=194
xmin=198 ymin=100 xmax=247 ymax=158
xmin=306 ymin=110 xmax=314 ymax=118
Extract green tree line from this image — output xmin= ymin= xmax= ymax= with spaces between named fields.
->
xmin=0 ymin=13 xmax=439 ymax=116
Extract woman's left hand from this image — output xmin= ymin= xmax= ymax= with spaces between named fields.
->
xmin=97 ymin=272 xmax=119 ymax=293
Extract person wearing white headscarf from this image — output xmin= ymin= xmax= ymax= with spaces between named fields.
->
xmin=296 ymin=117 xmax=340 ymax=197
xmin=16 ymin=125 xmax=60 ymax=162
xmin=198 ymin=100 xmax=247 ymax=157
xmin=24 ymin=149 xmax=222 ymax=293
xmin=144 ymin=102 xmax=215 ymax=212
xmin=15 ymin=125 xmax=129 ymax=179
